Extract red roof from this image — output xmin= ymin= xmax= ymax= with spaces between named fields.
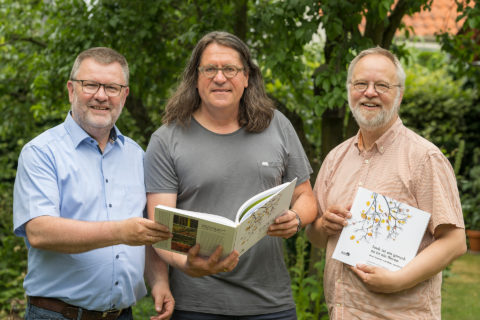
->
xmin=401 ymin=0 xmax=467 ymax=37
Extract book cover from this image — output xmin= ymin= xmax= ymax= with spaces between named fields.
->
xmin=154 ymin=178 xmax=297 ymax=258
xmin=332 ymin=187 xmax=431 ymax=271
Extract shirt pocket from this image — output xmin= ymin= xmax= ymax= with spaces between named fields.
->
xmin=117 ymin=184 xmax=146 ymax=219
xmin=257 ymin=160 xmax=284 ymax=189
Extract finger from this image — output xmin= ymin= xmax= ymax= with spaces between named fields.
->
xmin=356 ymin=263 xmax=373 ymax=273
xmin=328 ymin=206 xmax=352 ymax=219
xmin=325 ymin=211 xmax=349 ymax=227
xmin=274 ymin=210 xmax=292 ymax=224
xmin=144 ymin=219 xmax=171 ymax=232
xmin=322 ymin=216 xmax=345 ymax=233
xmin=269 ymin=221 xmax=295 ymax=232
xmin=187 ymin=243 xmax=200 ymax=259
xmin=222 ymin=251 xmax=240 ymax=271
xmin=350 ymin=265 xmax=366 ymax=280
xmin=207 ymin=245 xmax=223 ymax=266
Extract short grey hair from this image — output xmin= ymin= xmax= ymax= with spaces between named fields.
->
xmin=346 ymin=47 xmax=405 ymax=90
xmin=69 ymin=47 xmax=129 ymax=85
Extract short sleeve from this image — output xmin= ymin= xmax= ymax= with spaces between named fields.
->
xmin=144 ymin=127 xmax=178 ymax=194
xmin=413 ymin=151 xmax=464 ymax=232
xmin=279 ymin=113 xmax=313 ymax=184
xmin=13 ymin=145 xmax=61 ymax=237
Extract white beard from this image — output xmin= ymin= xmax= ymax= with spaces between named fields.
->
xmin=348 ymin=90 xmax=401 ymax=130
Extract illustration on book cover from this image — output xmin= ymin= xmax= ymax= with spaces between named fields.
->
xmin=347 ymin=191 xmax=412 ymax=244
xmin=333 ymin=187 xmax=430 ymax=271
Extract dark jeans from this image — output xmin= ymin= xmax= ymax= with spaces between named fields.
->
xmin=24 ymin=303 xmax=133 ymax=320
xmin=172 ymin=308 xmax=297 ymax=320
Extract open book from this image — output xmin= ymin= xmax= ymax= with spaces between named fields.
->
xmin=154 ymin=178 xmax=297 ymax=258
xmin=332 ymin=187 xmax=431 ymax=271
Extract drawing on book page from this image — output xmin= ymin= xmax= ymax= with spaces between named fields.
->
xmin=237 ymin=196 xmax=281 ymax=248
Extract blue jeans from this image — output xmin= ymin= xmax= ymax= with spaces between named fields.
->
xmin=25 ymin=303 xmax=133 ymax=320
xmin=172 ymin=308 xmax=297 ymax=320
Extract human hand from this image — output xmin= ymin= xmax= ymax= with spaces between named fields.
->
xmin=318 ymin=205 xmax=351 ymax=236
xmin=350 ymin=264 xmax=403 ymax=293
xmin=118 ymin=217 xmax=172 ymax=246
xmin=183 ymin=244 xmax=239 ymax=277
xmin=267 ymin=210 xmax=298 ymax=239
xmin=149 ymin=282 xmax=175 ymax=320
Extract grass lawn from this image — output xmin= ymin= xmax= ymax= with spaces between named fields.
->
xmin=442 ymin=252 xmax=480 ymax=320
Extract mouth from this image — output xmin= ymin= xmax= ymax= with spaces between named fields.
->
xmin=360 ymin=102 xmax=381 ymax=109
xmin=211 ymin=88 xmax=231 ymax=93
xmin=89 ymin=105 xmax=110 ymax=111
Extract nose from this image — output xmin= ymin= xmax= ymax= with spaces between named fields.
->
xmin=213 ymin=70 xmax=227 ymax=83
xmin=94 ymin=84 xmax=108 ymax=100
xmin=363 ymin=83 xmax=378 ymax=97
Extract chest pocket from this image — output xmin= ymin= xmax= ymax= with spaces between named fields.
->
xmin=257 ymin=160 xmax=284 ymax=189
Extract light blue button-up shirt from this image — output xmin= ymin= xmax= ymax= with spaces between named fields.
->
xmin=13 ymin=113 xmax=147 ymax=311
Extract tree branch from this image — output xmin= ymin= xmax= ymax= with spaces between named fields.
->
xmin=2 ymin=34 xmax=47 ymax=48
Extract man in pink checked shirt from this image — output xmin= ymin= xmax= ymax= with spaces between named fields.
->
xmin=306 ymin=47 xmax=466 ymax=320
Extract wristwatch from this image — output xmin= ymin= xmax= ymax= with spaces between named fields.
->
xmin=290 ymin=209 xmax=302 ymax=233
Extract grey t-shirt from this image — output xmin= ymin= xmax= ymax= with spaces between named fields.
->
xmin=145 ymin=109 xmax=312 ymax=315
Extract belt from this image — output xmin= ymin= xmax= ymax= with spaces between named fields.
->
xmin=28 ymin=296 xmax=129 ymax=320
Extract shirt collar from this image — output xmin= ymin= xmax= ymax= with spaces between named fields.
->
xmin=64 ymin=112 xmax=125 ymax=149
xmin=354 ymin=117 xmax=403 ymax=154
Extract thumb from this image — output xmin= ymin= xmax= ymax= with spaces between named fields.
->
xmin=356 ymin=263 xmax=374 ymax=273
xmin=155 ymin=296 xmax=163 ymax=312
xmin=188 ymin=243 xmax=200 ymax=257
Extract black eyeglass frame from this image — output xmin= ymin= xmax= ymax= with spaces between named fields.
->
xmin=70 ymin=79 xmax=128 ymax=97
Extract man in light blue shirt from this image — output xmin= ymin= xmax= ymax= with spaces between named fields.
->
xmin=13 ymin=47 xmax=174 ymax=320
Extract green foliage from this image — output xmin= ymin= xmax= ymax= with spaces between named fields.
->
xmin=0 ymin=186 xmax=28 ymax=319
xmin=438 ymin=0 xmax=480 ymax=86
xmin=401 ymin=49 xmax=480 ymax=231
xmin=1 ymin=0 xmax=480 ymax=317
xmin=436 ymin=0 xmax=480 ymax=231
xmin=401 ymin=51 xmax=476 ymax=163
xmin=458 ymin=153 xmax=480 ymax=230
xmin=288 ymin=232 xmax=328 ymax=320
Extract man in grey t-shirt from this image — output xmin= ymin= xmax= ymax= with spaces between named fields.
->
xmin=145 ymin=31 xmax=317 ymax=319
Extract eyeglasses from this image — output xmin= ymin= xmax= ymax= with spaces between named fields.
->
xmin=198 ymin=64 xmax=244 ymax=79
xmin=70 ymin=79 xmax=127 ymax=97
xmin=351 ymin=81 xmax=402 ymax=94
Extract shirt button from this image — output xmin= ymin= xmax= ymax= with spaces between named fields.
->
xmin=116 ymin=254 xmax=119 ymax=259
xmin=364 ymin=159 xmax=369 ymax=164
xmin=105 ymin=179 xmax=109 ymax=183
xmin=358 ymin=181 xmax=363 ymax=186
xmin=109 ymin=204 xmax=112 ymax=208
xmin=115 ymin=281 xmax=119 ymax=286
xmin=336 ymin=303 xmax=341 ymax=307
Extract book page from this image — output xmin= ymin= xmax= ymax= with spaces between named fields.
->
xmin=233 ymin=179 xmax=297 ymax=256
xmin=154 ymin=207 xmax=236 ymax=258
xmin=332 ymin=187 xmax=430 ymax=271
xmin=236 ymin=178 xmax=297 ymax=224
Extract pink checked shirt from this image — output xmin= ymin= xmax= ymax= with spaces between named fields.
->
xmin=314 ymin=118 xmax=464 ymax=319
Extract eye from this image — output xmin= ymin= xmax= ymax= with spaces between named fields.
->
xmin=376 ymin=82 xmax=390 ymax=90
xmin=353 ymin=82 xmax=368 ymax=89
xmin=105 ymin=85 xmax=119 ymax=92
xmin=223 ymin=66 xmax=236 ymax=73
xmin=84 ymin=82 xmax=99 ymax=89
xmin=204 ymin=65 xmax=217 ymax=73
